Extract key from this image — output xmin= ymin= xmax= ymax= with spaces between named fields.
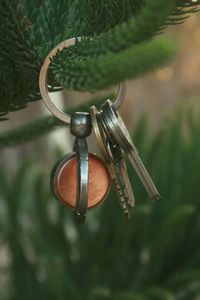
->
xmin=111 ymin=165 xmax=130 ymax=218
xmin=90 ymin=106 xmax=131 ymax=218
xmin=90 ymin=106 xmax=129 ymax=217
xmin=106 ymin=141 xmax=135 ymax=208
xmin=51 ymin=111 xmax=111 ymax=224
xmin=99 ymin=100 xmax=161 ymax=201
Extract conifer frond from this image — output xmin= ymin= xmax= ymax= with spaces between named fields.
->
xmin=167 ymin=0 xmax=200 ymax=25
xmin=48 ymin=0 xmax=176 ymax=92
xmin=52 ymin=39 xmax=176 ymax=91
xmin=0 ymin=0 xmax=199 ymax=117
xmin=0 ymin=95 xmax=109 ymax=148
xmin=0 ymin=0 xmax=40 ymax=115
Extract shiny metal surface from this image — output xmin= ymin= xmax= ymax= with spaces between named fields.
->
xmin=71 ymin=111 xmax=111 ymax=223
xmin=106 ymin=141 xmax=135 ymax=208
xmin=73 ymin=137 xmax=88 ymax=224
xmin=70 ymin=112 xmax=92 ymax=138
xmin=39 ymin=37 xmax=126 ymax=124
xmin=71 ymin=111 xmax=90 ymax=223
xmin=50 ymin=153 xmax=110 ymax=210
xmin=100 ymin=100 xmax=161 ymax=201
xmin=90 ymin=105 xmax=131 ymax=217
xmin=50 ymin=153 xmax=76 ymax=207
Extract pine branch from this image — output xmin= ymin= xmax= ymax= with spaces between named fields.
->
xmin=20 ymin=0 xmax=42 ymax=23
xmin=0 ymin=95 xmax=110 ymax=148
xmin=52 ymin=38 xmax=176 ymax=91
xmin=56 ymin=0 xmax=175 ymax=59
xmin=0 ymin=0 xmax=40 ymax=115
xmin=166 ymin=0 xmax=200 ymax=26
xmin=32 ymin=0 xmax=72 ymax=49
xmin=72 ymin=0 xmax=142 ymax=36
xmin=0 ymin=0 xmax=199 ymax=117
xmin=48 ymin=0 xmax=176 ymax=92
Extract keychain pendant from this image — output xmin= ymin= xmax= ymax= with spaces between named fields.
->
xmin=50 ymin=111 xmax=111 ymax=223
xmin=50 ymin=153 xmax=111 ymax=210
xmin=39 ymin=36 xmax=160 ymax=223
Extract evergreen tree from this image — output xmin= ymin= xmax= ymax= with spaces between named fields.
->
xmin=0 ymin=1 xmax=200 ymax=299
xmin=0 ymin=0 xmax=199 ymax=119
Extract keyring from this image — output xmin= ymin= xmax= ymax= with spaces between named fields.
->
xmin=39 ymin=37 xmax=126 ymax=124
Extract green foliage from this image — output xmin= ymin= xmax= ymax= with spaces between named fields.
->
xmin=0 ymin=0 xmax=199 ymax=117
xmin=0 ymin=1 xmax=40 ymax=116
xmin=52 ymin=38 xmax=176 ymax=91
xmin=0 ymin=107 xmax=200 ymax=299
xmin=0 ymin=95 xmax=111 ymax=148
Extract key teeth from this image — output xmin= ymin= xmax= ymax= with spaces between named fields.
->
xmin=119 ymin=197 xmax=130 ymax=218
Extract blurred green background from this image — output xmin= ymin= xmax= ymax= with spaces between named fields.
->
xmin=0 ymin=6 xmax=200 ymax=300
xmin=1 ymin=105 xmax=200 ymax=300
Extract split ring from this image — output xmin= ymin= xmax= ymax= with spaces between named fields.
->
xmin=39 ymin=37 xmax=126 ymax=124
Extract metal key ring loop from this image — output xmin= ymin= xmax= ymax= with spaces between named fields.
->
xmin=39 ymin=37 xmax=126 ymax=124
xmin=73 ymin=137 xmax=89 ymax=224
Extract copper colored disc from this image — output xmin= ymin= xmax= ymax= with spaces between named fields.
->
xmin=52 ymin=153 xmax=111 ymax=209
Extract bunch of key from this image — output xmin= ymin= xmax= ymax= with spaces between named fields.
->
xmin=51 ymin=99 xmax=160 ymax=224
xmin=39 ymin=37 xmax=160 ymax=224
xmin=91 ymin=100 xmax=161 ymax=214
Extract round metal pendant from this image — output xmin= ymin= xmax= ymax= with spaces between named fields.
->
xmin=51 ymin=153 xmax=111 ymax=209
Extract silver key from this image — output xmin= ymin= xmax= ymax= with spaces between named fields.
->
xmin=90 ymin=106 xmax=130 ymax=218
xmin=106 ymin=141 xmax=135 ymax=208
xmin=100 ymin=100 xmax=161 ymax=201
xmin=110 ymin=163 xmax=130 ymax=218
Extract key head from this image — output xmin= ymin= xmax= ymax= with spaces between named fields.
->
xmin=90 ymin=106 xmax=111 ymax=162
xmin=100 ymin=100 xmax=137 ymax=152
xmin=51 ymin=153 xmax=111 ymax=209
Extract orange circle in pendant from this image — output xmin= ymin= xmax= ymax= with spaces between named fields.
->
xmin=51 ymin=153 xmax=111 ymax=209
